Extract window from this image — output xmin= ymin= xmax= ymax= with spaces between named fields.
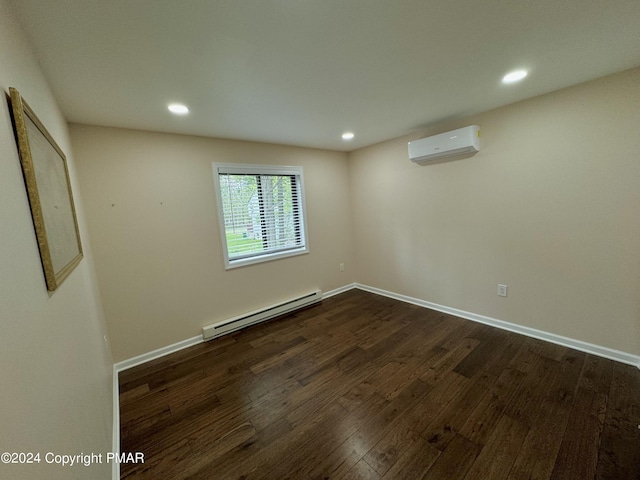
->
xmin=212 ymin=163 xmax=309 ymax=268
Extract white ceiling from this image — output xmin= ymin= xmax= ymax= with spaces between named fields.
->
xmin=10 ymin=0 xmax=640 ymax=151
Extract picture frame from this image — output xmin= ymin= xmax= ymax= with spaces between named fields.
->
xmin=8 ymin=87 xmax=83 ymax=292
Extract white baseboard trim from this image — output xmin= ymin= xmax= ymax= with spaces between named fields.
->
xmin=114 ymin=283 xmax=639 ymax=372
xmin=355 ymin=283 xmax=640 ymax=368
xmin=112 ymin=364 xmax=120 ymax=480
xmin=115 ymin=335 xmax=204 ymax=373
xmin=323 ymin=283 xmax=358 ymax=299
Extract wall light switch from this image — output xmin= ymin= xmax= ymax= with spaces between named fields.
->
xmin=498 ymin=284 xmax=508 ymax=297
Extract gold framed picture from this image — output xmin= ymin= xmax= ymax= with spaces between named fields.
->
xmin=8 ymin=87 xmax=83 ymax=291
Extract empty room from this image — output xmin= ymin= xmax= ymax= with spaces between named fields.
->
xmin=1 ymin=1 xmax=639 ymax=479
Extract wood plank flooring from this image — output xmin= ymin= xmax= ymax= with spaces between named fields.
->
xmin=118 ymin=289 xmax=640 ymax=479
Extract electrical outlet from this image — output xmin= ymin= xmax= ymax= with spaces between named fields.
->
xmin=339 ymin=263 xmax=345 ymax=272
xmin=498 ymin=284 xmax=508 ymax=297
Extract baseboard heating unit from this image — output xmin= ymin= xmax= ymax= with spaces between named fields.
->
xmin=202 ymin=290 xmax=323 ymax=341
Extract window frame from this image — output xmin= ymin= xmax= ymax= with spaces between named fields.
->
xmin=212 ymin=162 xmax=310 ymax=269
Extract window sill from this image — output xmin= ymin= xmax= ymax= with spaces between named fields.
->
xmin=225 ymin=247 xmax=309 ymax=270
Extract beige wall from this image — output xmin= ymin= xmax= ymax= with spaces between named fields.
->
xmin=0 ymin=1 xmax=113 ymax=478
xmin=70 ymin=126 xmax=355 ymax=362
xmin=71 ymin=68 xmax=640 ymax=363
xmin=349 ymin=67 xmax=640 ymax=356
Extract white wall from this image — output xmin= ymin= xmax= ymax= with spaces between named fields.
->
xmin=0 ymin=1 xmax=113 ymax=478
xmin=70 ymin=125 xmax=355 ymax=362
xmin=349 ymin=67 xmax=640 ymax=357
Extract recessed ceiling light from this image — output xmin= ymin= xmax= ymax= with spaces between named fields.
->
xmin=342 ymin=132 xmax=354 ymax=140
xmin=168 ymin=103 xmax=189 ymax=115
xmin=502 ymin=70 xmax=528 ymax=84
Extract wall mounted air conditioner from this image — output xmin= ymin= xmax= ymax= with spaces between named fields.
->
xmin=408 ymin=125 xmax=480 ymax=164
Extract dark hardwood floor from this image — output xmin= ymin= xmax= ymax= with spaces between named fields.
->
xmin=119 ymin=289 xmax=640 ymax=479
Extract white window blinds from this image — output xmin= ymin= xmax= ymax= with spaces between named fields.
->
xmin=213 ymin=164 xmax=309 ymax=268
